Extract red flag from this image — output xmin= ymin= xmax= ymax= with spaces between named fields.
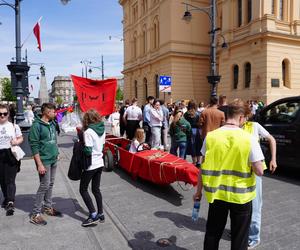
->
xmin=33 ymin=18 xmax=42 ymax=52
xmin=71 ymin=75 xmax=117 ymax=116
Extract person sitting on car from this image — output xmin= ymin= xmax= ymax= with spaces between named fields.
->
xmin=129 ymin=128 xmax=149 ymax=153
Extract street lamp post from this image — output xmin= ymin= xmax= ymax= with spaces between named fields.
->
xmin=1 ymin=0 xmax=29 ymax=124
xmin=182 ymin=1 xmax=227 ymax=97
xmin=1 ymin=0 xmax=71 ymax=156
xmin=1 ymin=0 xmax=70 ymax=124
xmin=80 ymin=60 xmax=92 ymax=78
xmin=81 ymin=56 xmax=105 ymax=80
xmin=101 ymin=55 xmax=104 ymax=80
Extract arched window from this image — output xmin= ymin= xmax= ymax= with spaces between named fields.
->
xmin=279 ymin=0 xmax=284 ymax=20
xmin=134 ymin=80 xmax=138 ymax=98
xmin=271 ymin=0 xmax=275 ymax=14
xmin=244 ymin=63 xmax=251 ymax=88
xmin=238 ymin=0 xmax=242 ymax=27
xmin=143 ymin=78 xmax=148 ymax=101
xmin=133 ymin=31 xmax=138 ymax=59
xmin=142 ymin=25 xmax=147 ymax=55
xmin=282 ymin=59 xmax=291 ymax=88
xmin=132 ymin=3 xmax=138 ymax=22
xmin=153 ymin=23 xmax=157 ymax=49
xmin=247 ymin=0 xmax=252 ymax=23
xmin=233 ymin=65 xmax=239 ymax=89
xmin=155 ymin=74 xmax=159 ymax=98
xmin=152 ymin=17 xmax=159 ymax=49
xmin=142 ymin=0 xmax=148 ymax=15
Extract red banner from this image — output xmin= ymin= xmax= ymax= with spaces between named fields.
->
xmin=71 ymin=75 xmax=117 ymax=116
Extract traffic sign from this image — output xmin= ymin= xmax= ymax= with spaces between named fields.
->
xmin=159 ymin=75 xmax=172 ymax=93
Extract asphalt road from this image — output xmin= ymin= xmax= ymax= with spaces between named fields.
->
xmin=58 ymin=131 xmax=300 ymax=250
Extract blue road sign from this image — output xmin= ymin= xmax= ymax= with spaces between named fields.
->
xmin=159 ymin=75 xmax=172 ymax=92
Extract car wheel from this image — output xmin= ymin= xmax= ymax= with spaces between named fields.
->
xmin=103 ymin=149 xmax=114 ymax=172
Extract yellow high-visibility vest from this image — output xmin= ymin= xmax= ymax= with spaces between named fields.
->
xmin=202 ymin=128 xmax=256 ymax=204
xmin=243 ymin=121 xmax=267 ymax=170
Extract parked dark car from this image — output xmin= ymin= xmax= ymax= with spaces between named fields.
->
xmin=255 ymin=96 xmax=300 ymax=169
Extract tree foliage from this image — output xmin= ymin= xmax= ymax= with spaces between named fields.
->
xmin=1 ymin=77 xmax=17 ymax=101
xmin=56 ymin=96 xmax=63 ymax=105
xmin=73 ymin=95 xmax=78 ymax=102
xmin=116 ymin=86 xmax=123 ymax=101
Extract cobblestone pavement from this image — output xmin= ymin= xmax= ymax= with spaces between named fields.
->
xmin=58 ymin=131 xmax=300 ymax=250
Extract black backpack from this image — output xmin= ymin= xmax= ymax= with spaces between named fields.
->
xmin=68 ymin=140 xmax=91 ymax=181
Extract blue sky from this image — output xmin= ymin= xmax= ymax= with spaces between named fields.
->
xmin=0 ymin=0 xmax=123 ymax=97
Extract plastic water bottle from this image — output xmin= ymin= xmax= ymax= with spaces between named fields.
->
xmin=192 ymin=199 xmax=200 ymax=221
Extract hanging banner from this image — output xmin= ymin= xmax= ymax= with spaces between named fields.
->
xmin=71 ymin=75 xmax=117 ymax=116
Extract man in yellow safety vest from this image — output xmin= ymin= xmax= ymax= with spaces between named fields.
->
xmin=194 ymin=103 xmax=264 ymax=250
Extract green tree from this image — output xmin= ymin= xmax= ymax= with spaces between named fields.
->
xmin=56 ymin=96 xmax=63 ymax=106
xmin=73 ymin=95 xmax=78 ymax=102
xmin=116 ymin=86 xmax=123 ymax=101
xmin=1 ymin=77 xmax=17 ymax=101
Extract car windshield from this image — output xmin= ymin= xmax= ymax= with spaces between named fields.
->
xmin=264 ymin=101 xmax=300 ymax=124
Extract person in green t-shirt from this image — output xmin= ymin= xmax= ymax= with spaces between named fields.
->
xmin=29 ymin=103 xmax=62 ymax=226
xmin=169 ymin=108 xmax=191 ymax=159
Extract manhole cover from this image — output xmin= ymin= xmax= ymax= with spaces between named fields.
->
xmin=156 ymin=238 xmax=173 ymax=247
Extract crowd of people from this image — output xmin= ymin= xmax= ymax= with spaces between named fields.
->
xmin=0 ymin=95 xmax=276 ymax=249
xmin=107 ymin=95 xmax=264 ymax=166
xmin=106 ymin=95 xmax=275 ymax=249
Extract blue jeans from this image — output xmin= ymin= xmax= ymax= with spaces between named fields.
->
xmin=170 ymin=141 xmax=187 ymax=159
xmin=249 ymin=175 xmax=262 ymax=244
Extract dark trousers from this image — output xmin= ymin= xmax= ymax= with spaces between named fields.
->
xmin=0 ymin=149 xmax=18 ymax=203
xmin=120 ymin=122 xmax=126 ymax=137
xmin=126 ymin=120 xmax=140 ymax=140
xmin=143 ymin=122 xmax=151 ymax=145
xmin=204 ymin=199 xmax=252 ymax=250
xmin=79 ymin=168 xmax=103 ymax=215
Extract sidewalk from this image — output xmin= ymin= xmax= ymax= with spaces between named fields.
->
xmin=3 ymin=131 xmax=299 ymax=250
xmin=0 ymin=137 xmax=130 ymax=250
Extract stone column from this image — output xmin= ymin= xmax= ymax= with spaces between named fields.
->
xmin=38 ymin=66 xmax=49 ymax=104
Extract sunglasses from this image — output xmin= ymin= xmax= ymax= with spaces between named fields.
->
xmin=0 ymin=112 xmax=8 ymax=117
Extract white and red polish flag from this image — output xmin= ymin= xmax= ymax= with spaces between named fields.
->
xmin=33 ymin=17 xmax=42 ymax=52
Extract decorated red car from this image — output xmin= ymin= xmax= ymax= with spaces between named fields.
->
xmin=103 ymin=135 xmax=199 ymax=186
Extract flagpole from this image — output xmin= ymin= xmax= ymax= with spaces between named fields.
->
xmin=21 ymin=30 xmax=32 ymax=48
xmin=21 ymin=16 xmax=43 ymax=48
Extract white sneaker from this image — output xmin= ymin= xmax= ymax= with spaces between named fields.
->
xmin=248 ymin=241 xmax=260 ymax=249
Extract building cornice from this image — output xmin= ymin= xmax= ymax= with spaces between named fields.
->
xmin=119 ymin=0 xmax=127 ymax=6
xmin=229 ymin=30 xmax=300 ymax=50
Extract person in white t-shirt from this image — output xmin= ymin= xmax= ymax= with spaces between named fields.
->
xmin=24 ymin=105 xmax=35 ymax=125
xmin=0 ymin=104 xmax=23 ymax=216
xmin=194 ymin=102 xmax=264 ymax=250
xmin=129 ymin=128 xmax=149 ymax=153
xmin=241 ymin=102 xmax=277 ymax=249
xmin=123 ymin=98 xmax=143 ymax=140
xmin=80 ymin=109 xmax=106 ymax=227
xmin=108 ymin=106 xmax=120 ymax=136
xmin=149 ymin=100 xmax=164 ymax=149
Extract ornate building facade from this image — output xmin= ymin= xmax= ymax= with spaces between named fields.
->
xmin=119 ymin=0 xmax=300 ymax=104
xmin=50 ymin=76 xmax=75 ymax=105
